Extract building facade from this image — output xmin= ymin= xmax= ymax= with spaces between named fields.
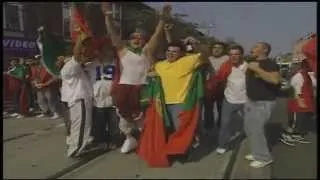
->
xmin=3 ymin=2 xmax=71 ymax=69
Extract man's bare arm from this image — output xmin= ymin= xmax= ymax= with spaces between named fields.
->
xmin=101 ymin=2 xmax=124 ymax=50
xmin=196 ymin=44 xmax=210 ymax=63
xmin=144 ymin=5 xmax=172 ymax=61
xmin=164 ymin=24 xmax=173 ymax=43
xmin=248 ymin=62 xmax=281 ymax=85
xmin=255 ymin=68 xmax=281 ymax=85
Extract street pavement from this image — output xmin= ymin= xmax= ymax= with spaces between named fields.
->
xmin=230 ymin=98 xmax=317 ymax=179
xmin=3 ymin=98 xmax=317 ymax=179
xmin=3 ymin=116 xmax=234 ymax=179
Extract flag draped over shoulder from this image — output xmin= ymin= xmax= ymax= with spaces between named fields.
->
xmin=37 ymin=31 xmax=69 ymax=77
xmin=137 ymin=70 xmax=204 ymax=167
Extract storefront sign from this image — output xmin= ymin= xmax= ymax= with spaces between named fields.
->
xmin=3 ymin=37 xmax=38 ymax=52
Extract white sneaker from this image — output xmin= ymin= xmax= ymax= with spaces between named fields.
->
xmin=216 ymin=147 xmax=226 ymax=154
xmin=120 ymin=137 xmax=137 ymax=154
xmin=292 ymin=136 xmax=311 ymax=144
xmin=244 ymin=154 xmax=255 ymax=161
xmin=37 ymin=114 xmax=46 ymax=118
xmin=249 ymin=160 xmax=273 ymax=168
xmin=16 ymin=114 xmax=24 ymax=119
xmin=280 ymin=137 xmax=296 ymax=146
xmin=50 ymin=113 xmax=60 ymax=119
xmin=10 ymin=113 xmax=19 ymax=117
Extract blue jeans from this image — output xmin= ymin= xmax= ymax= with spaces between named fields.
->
xmin=218 ymin=99 xmax=244 ymax=148
xmin=244 ymin=100 xmax=276 ymax=162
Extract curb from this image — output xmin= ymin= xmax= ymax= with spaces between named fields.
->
xmin=222 ymin=137 xmax=242 ymax=179
xmin=45 ymin=150 xmax=107 ymax=179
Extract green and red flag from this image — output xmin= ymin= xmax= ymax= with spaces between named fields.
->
xmin=37 ymin=29 xmax=70 ymax=77
xmin=137 ymin=70 xmax=204 ymax=167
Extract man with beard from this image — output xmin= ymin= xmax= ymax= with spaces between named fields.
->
xmin=204 ymin=42 xmax=229 ymax=131
xmin=101 ymin=2 xmax=171 ymax=154
xmin=244 ymin=42 xmax=280 ymax=168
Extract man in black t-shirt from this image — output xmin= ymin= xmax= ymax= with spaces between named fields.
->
xmin=244 ymin=42 xmax=280 ymax=168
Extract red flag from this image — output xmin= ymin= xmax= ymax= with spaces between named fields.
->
xmin=70 ymin=4 xmax=92 ymax=44
xmin=302 ymin=35 xmax=317 ymax=74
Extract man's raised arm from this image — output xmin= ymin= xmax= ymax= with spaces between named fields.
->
xmin=101 ymin=2 xmax=124 ymax=50
xmin=143 ymin=4 xmax=172 ymax=62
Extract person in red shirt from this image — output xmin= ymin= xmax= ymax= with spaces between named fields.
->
xmin=280 ymin=59 xmax=315 ymax=146
xmin=29 ymin=55 xmax=61 ymax=119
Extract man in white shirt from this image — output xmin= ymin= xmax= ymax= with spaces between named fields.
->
xmin=60 ymin=36 xmax=96 ymax=158
xmin=204 ymin=42 xmax=229 ymax=131
xmin=207 ymin=45 xmax=247 ymax=154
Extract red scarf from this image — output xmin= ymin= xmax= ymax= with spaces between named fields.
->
xmin=206 ymin=59 xmax=236 ymax=97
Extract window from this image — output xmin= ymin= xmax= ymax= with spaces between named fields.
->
xmin=3 ymin=2 xmax=24 ymax=32
xmin=62 ymin=2 xmax=71 ymax=40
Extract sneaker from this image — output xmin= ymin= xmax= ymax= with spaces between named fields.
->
xmin=280 ymin=137 xmax=296 ymax=146
xmin=10 ymin=113 xmax=19 ymax=117
xmin=216 ymin=147 xmax=227 ymax=154
xmin=244 ymin=154 xmax=255 ymax=161
xmin=249 ymin=160 xmax=273 ymax=168
xmin=16 ymin=114 xmax=24 ymax=119
xmin=37 ymin=114 xmax=46 ymax=118
xmin=120 ymin=137 xmax=137 ymax=154
xmin=291 ymin=134 xmax=305 ymax=141
xmin=50 ymin=113 xmax=60 ymax=119
xmin=293 ymin=136 xmax=311 ymax=144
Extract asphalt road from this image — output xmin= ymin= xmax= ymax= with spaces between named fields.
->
xmin=3 ymin=97 xmax=316 ymax=179
xmin=230 ymin=98 xmax=317 ymax=179
xmin=3 ymin=115 xmax=233 ymax=179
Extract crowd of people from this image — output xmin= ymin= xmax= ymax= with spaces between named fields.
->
xmin=3 ymin=3 xmax=317 ymax=169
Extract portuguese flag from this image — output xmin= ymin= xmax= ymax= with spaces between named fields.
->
xmin=37 ymin=30 xmax=70 ymax=77
xmin=137 ymin=70 xmax=204 ymax=167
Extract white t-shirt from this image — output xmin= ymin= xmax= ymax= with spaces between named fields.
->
xmin=60 ymin=57 xmax=93 ymax=106
xmin=224 ymin=62 xmax=248 ymax=104
xmin=93 ymin=79 xmax=113 ymax=108
xmin=119 ymin=50 xmax=150 ymax=85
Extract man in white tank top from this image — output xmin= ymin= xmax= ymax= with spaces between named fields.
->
xmin=102 ymin=3 xmax=172 ymax=153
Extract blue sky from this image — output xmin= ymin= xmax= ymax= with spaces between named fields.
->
xmin=145 ymin=2 xmax=317 ymax=56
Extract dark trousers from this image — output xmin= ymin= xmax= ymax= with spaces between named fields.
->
xmin=12 ymin=88 xmax=21 ymax=113
xmin=26 ymin=82 xmax=37 ymax=109
xmin=287 ymin=111 xmax=313 ymax=136
xmin=92 ymin=107 xmax=116 ymax=144
xmin=204 ymin=95 xmax=223 ymax=130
